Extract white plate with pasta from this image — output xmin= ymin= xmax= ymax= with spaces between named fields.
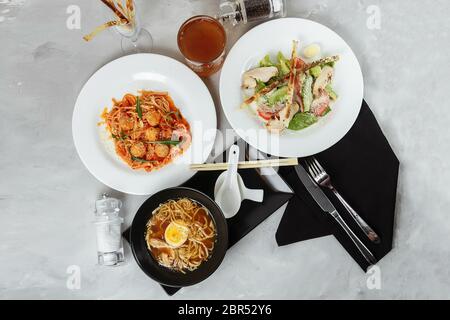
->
xmin=220 ymin=18 xmax=364 ymax=157
xmin=72 ymin=54 xmax=217 ymax=195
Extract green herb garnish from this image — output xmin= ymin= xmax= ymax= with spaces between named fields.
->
xmin=111 ymin=132 xmax=128 ymax=141
xmin=146 ymin=140 xmax=181 ymax=145
xmin=131 ymin=156 xmax=154 ymax=163
xmin=136 ymin=96 xmax=142 ymax=120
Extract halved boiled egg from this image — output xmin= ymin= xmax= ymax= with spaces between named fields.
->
xmin=303 ymin=43 xmax=321 ymax=59
xmin=164 ymin=220 xmax=189 ymax=248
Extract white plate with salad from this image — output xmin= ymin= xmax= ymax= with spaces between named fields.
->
xmin=219 ymin=18 xmax=363 ymax=157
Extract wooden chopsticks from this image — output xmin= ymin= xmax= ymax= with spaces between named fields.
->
xmin=190 ymin=158 xmax=298 ymax=171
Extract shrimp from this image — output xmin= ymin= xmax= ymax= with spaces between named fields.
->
xmin=122 ymin=94 xmax=136 ymax=107
xmin=170 ymin=124 xmax=192 ymax=157
xmin=160 ymin=127 xmax=173 ymax=140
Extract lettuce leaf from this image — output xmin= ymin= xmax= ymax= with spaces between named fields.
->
xmin=277 ymin=51 xmax=290 ymax=76
xmin=288 ymin=112 xmax=318 ymax=130
xmin=267 ymin=86 xmax=288 ymax=106
xmin=255 ymin=80 xmax=267 ymax=92
xmin=325 ymin=84 xmax=338 ymax=100
xmin=301 ymin=73 xmax=314 ymax=112
xmin=310 ymin=65 xmax=322 ymax=78
xmin=259 ymin=54 xmax=275 ymax=67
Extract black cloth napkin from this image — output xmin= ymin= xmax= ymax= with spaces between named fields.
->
xmin=123 ymin=143 xmax=293 ymax=296
xmin=276 ymin=100 xmax=400 ymax=271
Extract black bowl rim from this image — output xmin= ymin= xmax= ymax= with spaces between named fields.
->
xmin=129 ymin=187 xmax=229 ymax=287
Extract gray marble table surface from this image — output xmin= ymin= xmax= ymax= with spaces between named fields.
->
xmin=1 ymin=0 xmax=449 ymax=299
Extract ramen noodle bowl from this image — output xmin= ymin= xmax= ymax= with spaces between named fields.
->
xmin=145 ymin=198 xmax=217 ymax=273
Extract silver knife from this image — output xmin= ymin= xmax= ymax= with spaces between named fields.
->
xmin=294 ymin=164 xmax=377 ymax=265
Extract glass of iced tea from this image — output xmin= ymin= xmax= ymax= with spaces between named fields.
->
xmin=177 ymin=15 xmax=227 ymax=77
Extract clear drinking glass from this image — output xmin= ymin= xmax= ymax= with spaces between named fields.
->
xmin=177 ymin=15 xmax=227 ymax=77
xmin=104 ymin=0 xmax=153 ymax=54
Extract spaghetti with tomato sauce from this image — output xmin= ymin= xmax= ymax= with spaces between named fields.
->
xmin=101 ymin=91 xmax=191 ymax=172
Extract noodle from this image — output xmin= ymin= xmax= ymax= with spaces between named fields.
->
xmin=101 ymin=91 xmax=191 ymax=172
xmin=145 ymin=198 xmax=217 ymax=273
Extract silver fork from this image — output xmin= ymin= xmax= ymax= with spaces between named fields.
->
xmin=305 ymin=157 xmax=381 ymax=244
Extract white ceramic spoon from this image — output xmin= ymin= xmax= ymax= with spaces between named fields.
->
xmin=237 ymin=175 xmax=264 ymax=202
xmin=215 ymin=173 xmax=264 ymax=204
xmin=214 ymin=145 xmax=241 ymax=218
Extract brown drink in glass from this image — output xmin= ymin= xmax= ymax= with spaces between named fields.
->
xmin=177 ymin=15 xmax=227 ymax=77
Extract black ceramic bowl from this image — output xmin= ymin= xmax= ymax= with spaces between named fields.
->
xmin=129 ymin=187 xmax=228 ymax=287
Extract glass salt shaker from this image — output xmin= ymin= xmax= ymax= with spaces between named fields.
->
xmin=94 ymin=194 xmax=124 ymax=266
xmin=218 ymin=0 xmax=287 ymax=26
